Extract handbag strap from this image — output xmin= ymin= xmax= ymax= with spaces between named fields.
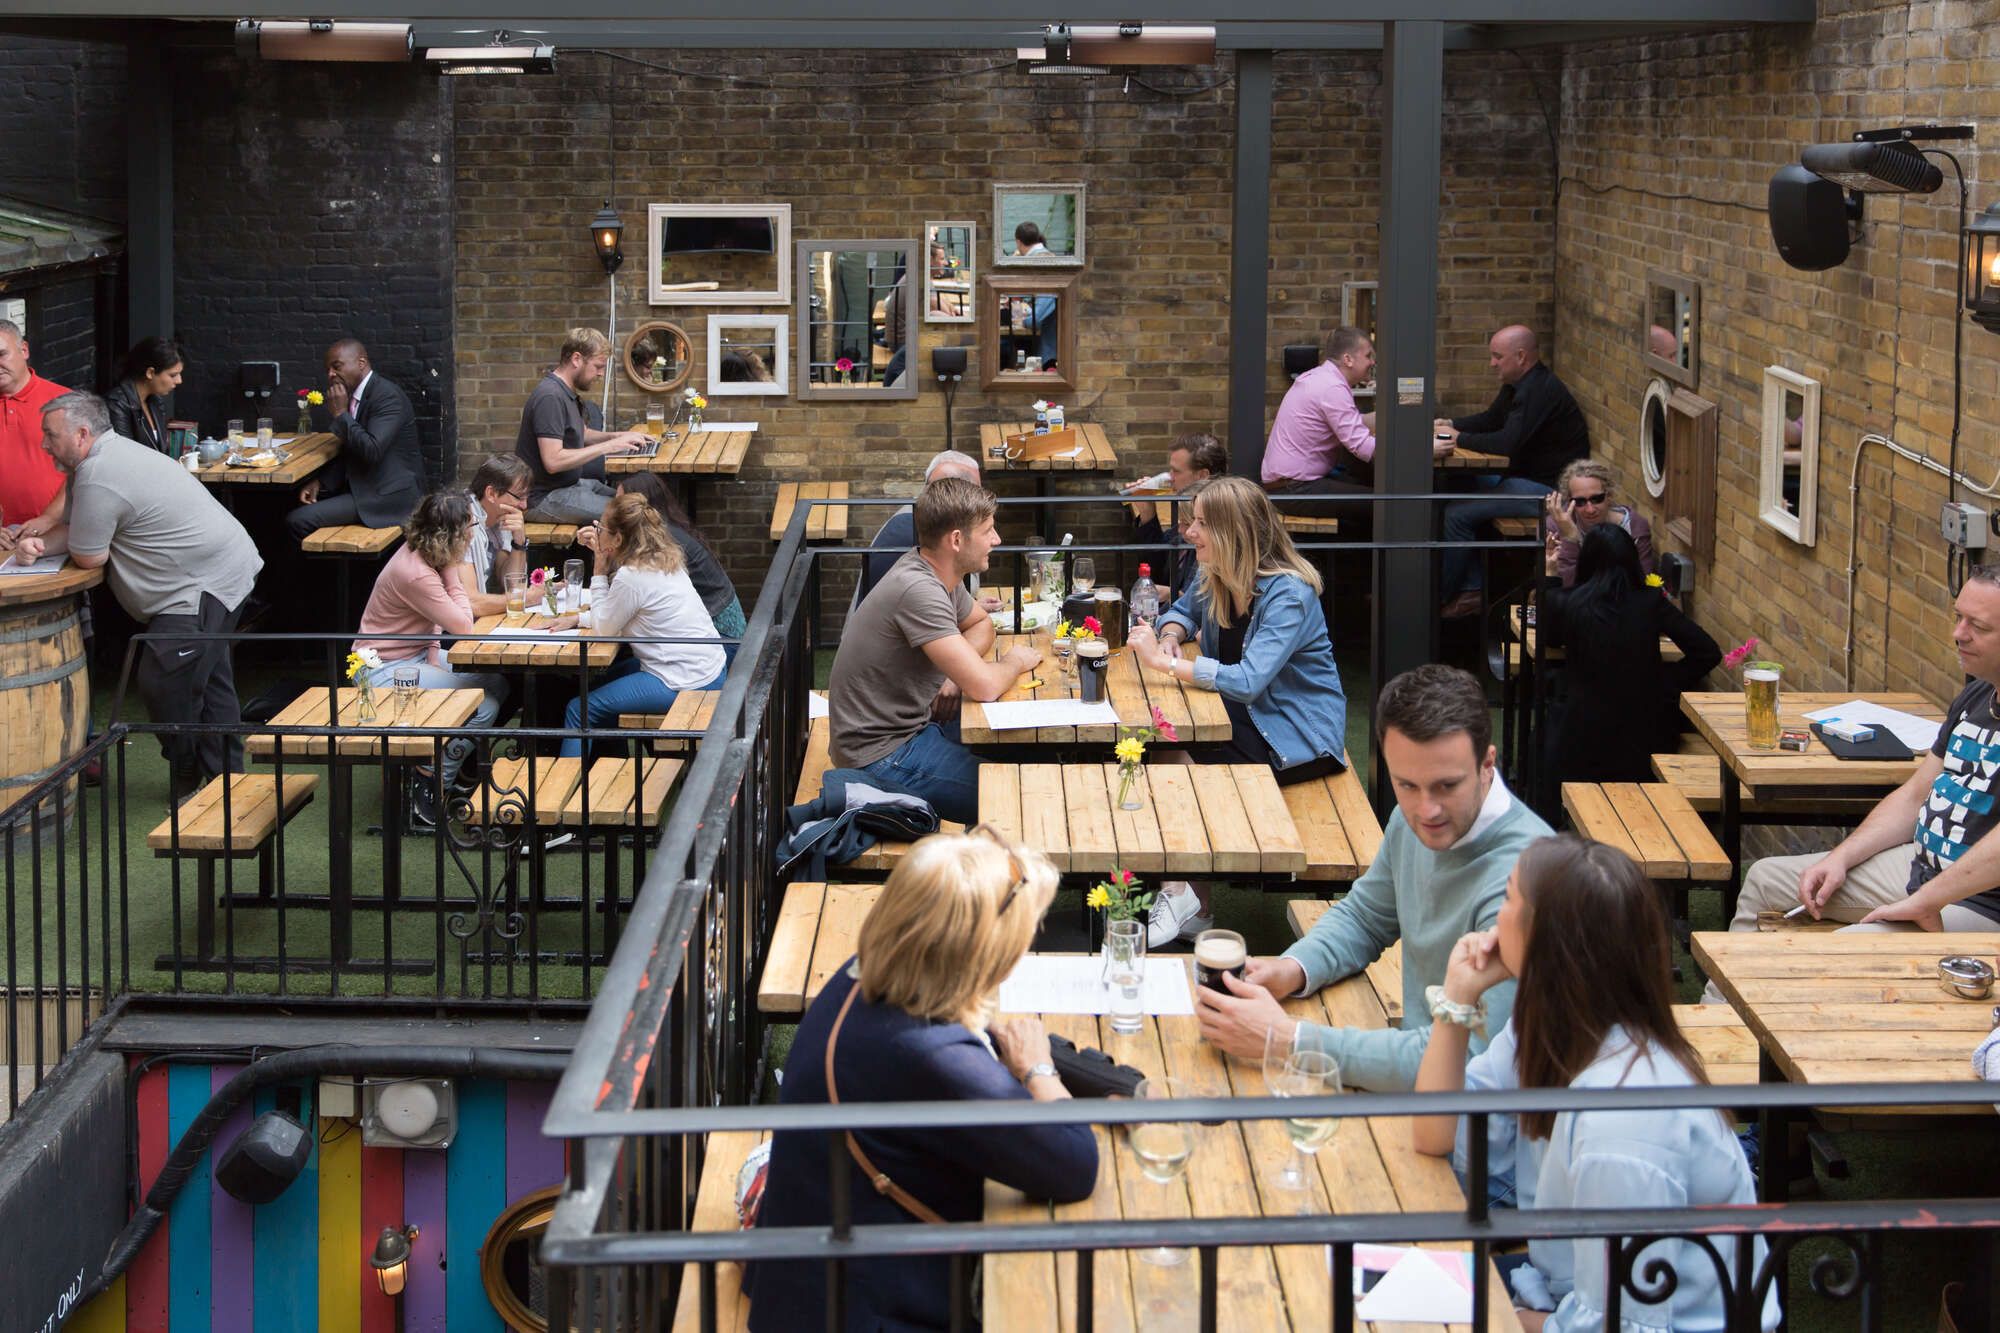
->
xmin=825 ymin=981 xmax=947 ymax=1227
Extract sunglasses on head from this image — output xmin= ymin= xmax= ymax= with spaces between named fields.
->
xmin=970 ymin=823 xmax=1027 ymax=915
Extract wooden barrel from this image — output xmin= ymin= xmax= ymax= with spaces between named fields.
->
xmin=0 ymin=567 xmax=98 ymax=836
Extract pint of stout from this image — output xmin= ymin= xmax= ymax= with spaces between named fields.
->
xmin=1192 ymin=928 xmax=1247 ymax=994
xmin=1077 ymin=638 xmax=1110 ymax=703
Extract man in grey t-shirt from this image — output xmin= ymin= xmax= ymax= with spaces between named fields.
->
xmin=826 ymin=477 xmax=1039 ymax=823
xmin=17 ymin=392 xmax=264 ymax=801
xmin=514 ymin=327 xmax=649 ymax=524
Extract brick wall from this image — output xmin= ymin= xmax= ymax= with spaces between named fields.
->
xmin=0 ymin=35 xmax=127 ymax=222
xmin=1552 ymin=6 xmax=1998 ymax=705
xmin=452 ymin=48 xmax=1558 ymax=606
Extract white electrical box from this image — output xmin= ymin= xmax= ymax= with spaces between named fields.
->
xmin=318 ymin=1078 xmax=358 ymax=1120
xmin=1942 ymin=501 xmax=1989 ymax=550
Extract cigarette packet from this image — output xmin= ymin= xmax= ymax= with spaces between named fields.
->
xmin=1821 ymin=718 xmax=1875 ymax=743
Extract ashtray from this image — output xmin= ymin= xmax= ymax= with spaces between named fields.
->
xmin=1938 ymin=955 xmax=1995 ymax=1000
xmin=1777 ymin=728 xmax=1811 ymax=752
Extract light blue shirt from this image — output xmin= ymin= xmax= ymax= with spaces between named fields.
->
xmin=1460 ymin=1022 xmax=1776 ymax=1332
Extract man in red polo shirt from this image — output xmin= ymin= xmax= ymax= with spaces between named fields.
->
xmin=0 ymin=320 xmax=70 ymax=538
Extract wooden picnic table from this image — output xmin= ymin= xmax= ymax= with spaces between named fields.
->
xmin=604 ymin=427 xmax=754 ymax=476
xmin=191 ymin=432 xmax=339 ymax=487
xmin=979 ymin=761 xmax=1306 ymax=877
xmin=1434 ymin=446 xmax=1510 ymax=471
xmin=769 ymin=481 xmax=851 ymax=541
xmin=445 ymin=612 xmax=620 ymax=671
xmin=960 ymin=631 xmax=1231 ymax=747
xmin=1508 ymin=604 xmax=1683 ymax=664
xmin=674 ymin=960 xmax=1521 ymax=1333
xmin=979 ymin=421 xmax=1120 ymax=472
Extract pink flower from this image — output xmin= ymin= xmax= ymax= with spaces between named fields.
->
xmin=529 ymin=569 xmax=547 ymax=586
xmin=1721 ymin=637 xmax=1761 ymax=669
xmin=1082 ymin=615 xmax=1102 ymax=635
xmin=1116 ymin=869 xmax=1134 ymax=886
xmin=1150 ymin=704 xmax=1179 ymax=744
xmin=834 ymin=357 xmax=854 ymax=373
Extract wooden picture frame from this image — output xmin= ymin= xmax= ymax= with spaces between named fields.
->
xmin=706 ymin=314 xmax=788 ymax=397
xmin=924 ymin=221 xmax=976 ymax=324
xmin=979 ymin=271 xmax=1081 ymax=392
xmin=622 ymin=321 xmax=694 ymax=394
xmin=992 ymin=183 xmax=1086 ymax=268
xmin=795 ymin=238 xmax=921 ymax=401
xmin=1640 ymin=269 xmax=1700 ymax=389
xmin=647 ymin=203 xmax=792 ymax=306
xmin=1759 ymin=365 xmax=1820 ymax=546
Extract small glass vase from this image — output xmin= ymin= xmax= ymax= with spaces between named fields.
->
xmin=1117 ymin=763 xmax=1144 ymax=811
xmin=355 ymin=682 xmax=378 ymax=723
xmin=689 ymin=408 xmax=703 ymax=431
xmin=297 ymin=404 xmax=313 ymax=435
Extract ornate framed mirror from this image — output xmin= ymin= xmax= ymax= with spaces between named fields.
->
xmin=622 ymin=321 xmax=694 ymax=394
xmin=480 ymin=1185 xmax=561 ymax=1332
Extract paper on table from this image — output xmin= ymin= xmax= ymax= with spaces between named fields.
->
xmin=696 ymin=422 xmax=758 ymax=432
xmin=1055 ymin=446 xmax=1084 ymax=458
xmin=997 ymin=955 xmax=1194 ymax=1016
xmin=809 ymin=690 xmax=830 ymax=720
xmin=979 ymin=699 xmax=1119 ymax=731
xmin=0 ymin=552 xmax=66 ymax=576
xmin=1801 ymin=700 xmax=1940 ymax=752
xmin=1351 ymin=1247 xmax=1474 ymax=1323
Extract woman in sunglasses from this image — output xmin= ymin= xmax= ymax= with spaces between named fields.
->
xmin=747 ymin=829 xmax=1097 ymax=1330
xmin=1542 ymin=459 xmax=1653 ymax=588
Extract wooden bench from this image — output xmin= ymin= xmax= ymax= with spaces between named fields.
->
xmin=669 ymin=1130 xmax=765 ymax=1332
xmin=1560 ymin=781 xmax=1731 ymax=883
xmin=1491 ymin=515 xmax=1539 ymax=540
xmin=794 ymin=717 xmax=964 ymax=874
xmin=770 ymin=481 xmax=852 ymax=542
xmin=757 ymin=881 xmax=880 ymax=1014
xmin=561 ymin=756 xmax=684 ymax=828
xmin=1283 ymin=913 xmax=1758 ymax=1084
xmin=1280 ymin=514 xmax=1340 ymax=537
xmin=147 ymin=773 xmax=320 ymax=963
xmin=301 ymin=523 xmax=402 ymax=625
xmin=521 ymin=521 xmax=578 ymax=548
xmin=1649 ymin=751 xmax=1879 ymax=818
xmin=468 ymin=756 xmax=587 ymax=827
xmin=1281 ymin=766 xmax=1384 ymax=882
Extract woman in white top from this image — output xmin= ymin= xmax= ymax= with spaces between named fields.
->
xmin=1413 ymin=836 xmax=1775 ymax=1332
xmin=559 ymin=492 xmax=727 ymax=758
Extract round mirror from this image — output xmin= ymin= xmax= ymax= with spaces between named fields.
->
xmin=1639 ymin=377 xmax=1670 ymax=499
xmin=624 ymin=321 xmax=693 ymax=394
xmin=481 ymin=1185 xmax=560 ymax=1332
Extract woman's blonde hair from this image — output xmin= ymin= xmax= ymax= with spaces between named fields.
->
xmin=1556 ymin=458 xmax=1615 ymax=497
xmin=856 ymin=828 xmax=1058 ymax=1030
xmin=1192 ymin=475 xmax=1322 ymax=627
xmin=404 ymin=490 xmax=473 ymax=570
xmin=597 ymin=491 xmax=686 ymax=578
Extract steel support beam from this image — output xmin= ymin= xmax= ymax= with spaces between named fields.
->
xmin=1372 ymin=19 xmax=1443 ymax=691
xmin=1226 ymin=50 xmax=1274 ymax=479
xmin=125 ymin=24 xmax=172 ymax=341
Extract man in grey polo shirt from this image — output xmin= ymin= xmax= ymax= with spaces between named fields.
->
xmin=514 ymin=327 xmax=649 ymax=523
xmin=15 ymin=392 xmax=263 ymax=802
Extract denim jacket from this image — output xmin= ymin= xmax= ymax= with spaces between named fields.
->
xmin=1158 ymin=571 xmax=1347 ymax=770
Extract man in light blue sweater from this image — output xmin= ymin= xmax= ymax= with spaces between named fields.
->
xmin=1196 ymin=665 xmax=1552 ymax=1091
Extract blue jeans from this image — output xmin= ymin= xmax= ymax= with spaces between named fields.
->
xmin=1441 ymin=475 xmax=1550 ymax=598
xmin=560 ymin=656 xmax=728 ymax=757
xmin=857 ymin=720 xmax=980 ymax=825
xmin=362 ymin=658 xmax=508 ymax=787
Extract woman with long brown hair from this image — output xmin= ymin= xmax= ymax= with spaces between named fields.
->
xmin=1412 ymin=836 xmax=1772 ymax=1331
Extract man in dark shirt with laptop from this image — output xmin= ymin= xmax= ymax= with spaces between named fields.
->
xmin=1434 ymin=324 xmax=1590 ymax=618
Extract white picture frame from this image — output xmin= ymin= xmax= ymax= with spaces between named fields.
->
xmin=647 ymin=203 xmax=792 ymax=306
xmin=706 ymin=315 xmax=789 ymax=397
xmin=992 ymin=183 xmax=1085 ymax=268
xmin=1759 ymin=365 xmax=1819 ymax=546
xmin=924 ymin=221 xmax=977 ymax=325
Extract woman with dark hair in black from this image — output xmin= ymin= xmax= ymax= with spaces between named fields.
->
xmin=1538 ymin=523 xmax=1720 ymax=791
xmin=105 ymin=336 xmax=183 ymax=451
xmin=578 ymin=471 xmax=746 ymax=638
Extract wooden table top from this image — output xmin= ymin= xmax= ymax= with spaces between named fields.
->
xmin=192 ymin=432 xmax=339 ymax=486
xmin=979 ymin=421 xmax=1120 ymax=472
xmin=769 ymin=481 xmax=851 ymax=541
xmin=445 ymin=613 xmax=620 ymax=670
xmin=246 ymin=686 xmax=483 ymax=761
xmin=1680 ymin=691 xmax=1942 ymax=790
xmin=675 ymin=960 xmax=1519 ymax=1333
xmin=1509 ymin=604 xmax=1682 ymax=664
xmin=0 ymin=559 xmax=102 ymax=609
xmin=1434 ymin=446 xmax=1510 ymax=470
xmin=604 ymin=427 xmax=754 ymax=476
xmin=1692 ymin=930 xmax=2000 ymax=1113
xmin=981 ymin=761 xmax=1305 ymax=876
xmin=960 ymin=631 xmax=1231 ymax=746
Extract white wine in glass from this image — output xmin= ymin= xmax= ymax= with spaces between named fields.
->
xmin=1129 ymin=1077 xmax=1196 ymax=1267
xmin=1268 ymin=1046 xmax=1342 ymax=1210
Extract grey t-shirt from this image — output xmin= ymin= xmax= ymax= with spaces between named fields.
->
xmin=828 ymin=549 xmax=974 ymax=768
xmin=68 ymin=431 xmax=263 ymax=621
xmin=514 ymin=373 xmax=598 ymax=507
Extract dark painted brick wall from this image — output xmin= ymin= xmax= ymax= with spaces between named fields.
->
xmin=0 ymin=35 xmax=127 ymax=222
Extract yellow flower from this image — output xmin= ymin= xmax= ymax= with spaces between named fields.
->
xmin=1086 ymin=885 xmax=1112 ymax=910
xmin=1115 ymin=737 xmax=1145 ymax=766
xmin=1644 ymin=573 xmax=1665 ymax=588
xmin=305 ymin=390 xmax=325 ymax=406
xmin=344 ymin=652 xmax=363 ymax=681
xmin=1055 ymin=620 xmax=1073 ymax=640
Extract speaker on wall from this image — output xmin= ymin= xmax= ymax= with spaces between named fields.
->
xmin=1768 ymin=164 xmax=1854 ymax=272
xmin=216 ymin=1110 xmax=312 ymax=1204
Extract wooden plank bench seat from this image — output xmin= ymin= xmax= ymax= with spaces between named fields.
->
xmin=1279 ymin=514 xmax=1340 ymax=536
xmin=1283 ymin=914 xmax=1758 ymax=1083
xmin=521 ymin=521 xmax=578 ymax=548
xmin=793 ymin=717 xmax=964 ymax=874
xmin=300 ymin=524 xmax=401 ymax=555
xmin=147 ymin=773 xmax=320 ymax=961
xmin=1280 ymin=766 xmax=1384 ymax=882
xmin=1560 ymin=781 xmax=1730 ymax=881
xmin=1491 ymin=515 xmax=1539 ymax=539
xmin=1649 ymin=751 xmax=1879 ymax=817
xmin=757 ymin=881 xmax=881 ymax=1014
xmin=669 ymin=1129 xmax=765 ymax=1332
xmin=561 ymin=756 xmax=684 ymax=827
xmin=467 ymin=756 xmax=586 ymax=826
xmin=770 ymin=481 xmax=852 ymax=541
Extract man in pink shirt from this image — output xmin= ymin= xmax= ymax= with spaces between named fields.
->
xmin=1262 ymin=328 xmax=1429 ymax=525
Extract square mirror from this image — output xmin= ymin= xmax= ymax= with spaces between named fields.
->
xmin=978 ymin=272 xmax=1080 ymax=391
xmin=993 ymin=183 xmax=1085 ymax=267
xmin=1759 ymin=365 xmax=1819 ymax=546
xmin=1640 ymin=270 xmax=1699 ymax=387
xmin=1340 ymin=280 xmax=1379 ymax=401
xmin=648 ymin=203 xmax=792 ymax=306
xmin=795 ymin=239 xmax=920 ymax=401
xmin=925 ymin=221 xmax=976 ymax=324
xmin=707 ymin=315 xmax=788 ymax=397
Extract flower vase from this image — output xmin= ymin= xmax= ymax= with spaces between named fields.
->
xmin=356 ymin=682 xmax=378 ymax=723
xmin=297 ymin=404 xmax=313 ymax=435
xmin=689 ymin=408 xmax=703 ymax=431
xmin=1117 ymin=764 xmax=1143 ymax=810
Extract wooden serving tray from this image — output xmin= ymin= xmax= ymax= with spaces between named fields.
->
xmin=1002 ymin=425 xmax=1080 ymax=462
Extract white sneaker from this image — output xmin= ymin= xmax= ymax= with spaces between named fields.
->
xmin=1145 ymin=883 xmax=1212 ymax=949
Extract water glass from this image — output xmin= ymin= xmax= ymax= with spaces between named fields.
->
xmin=225 ymin=418 xmax=245 ymax=454
xmin=1102 ymin=918 xmax=1145 ymax=1036
xmin=1127 ymin=1077 xmax=1195 ymax=1267
xmin=391 ymin=664 xmax=421 ymax=723
xmin=1053 ymin=636 xmax=1076 ymax=695
xmin=504 ymin=573 xmax=526 ymax=617
xmin=563 ymin=559 xmax=586 ymax=613
xmin=255 ymin=417 xmax=274 ymax=450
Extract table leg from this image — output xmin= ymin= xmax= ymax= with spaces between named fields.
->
xmin=1722 ymin=766 xmax=1744 ymax=921
xmin=329 ymin=761 xmax=354 ymax=966
xmin=382 ymin=760 xmax=404 ymax=905
xmin=1756 ymin=1045 xmax=1789 ymax=1206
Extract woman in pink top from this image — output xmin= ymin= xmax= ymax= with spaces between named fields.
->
xmin=352 ymin=491 xmax=509 ymax=816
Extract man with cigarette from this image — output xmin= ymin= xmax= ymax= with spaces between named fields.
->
xmin=1711 ymin=567 xmax=2000 ymax=969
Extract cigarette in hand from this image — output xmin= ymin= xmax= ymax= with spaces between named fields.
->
xmin=1783 ymin=903 xmax=1809 ymax=919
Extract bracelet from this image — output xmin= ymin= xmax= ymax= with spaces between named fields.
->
xmin=1426 ymin=984 xmax=1486 ymax=1030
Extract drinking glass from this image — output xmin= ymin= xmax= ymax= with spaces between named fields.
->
xmin=1103 ymin=918 xmax=1145 ymax=1036
xmin=391 ymin=664 xmax=421 ymax=723
xmin=1264 ymin=1029 xmax=1341 ymax=1207
xmin=646 ymin=402 xmax=666 ymax=437
xmin=563 ymin=559 xmax=586 ymax=613
xmin=1072 ymin=556 xmax=1096 ymax=596
xmin=225 ymin=418 xmax=245 ymax=455
xmin=255 ymin=417 xmax=274 ymax=450
xmin=1053 ymin=636 xmax=1076 ymax=695
xmin=1128 ymin=1077 xmax=1196 ymax=1267
xmin=504 ymin=573 xmax=526 ymax=617
xmin=1743 ymin=663 xmax=1781 ymax=750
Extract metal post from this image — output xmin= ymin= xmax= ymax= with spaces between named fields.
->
xmin=1226 ymin=50 xmax=1275 ymax=479
xmin=1372 ymin=21 xmax=1444 ymax=688
xmin=125 ymin=24 xmax=173 ymax=339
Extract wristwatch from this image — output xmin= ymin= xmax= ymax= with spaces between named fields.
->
xmin=1024 ymin=1062 xmax=1059 ymax=1083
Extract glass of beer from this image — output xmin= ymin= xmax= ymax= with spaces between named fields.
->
xmin=1127 ymin=1077 xmax=1196 ymax=1267
xmin=1743 ymin=662 xmax=1781 ymax=750
xmin=1076 ymin=638 xmax=1109 ymax=703
xmin=1192 ymin=928 xmax=1246 ymax=994
xmin=646 ymin=402 xmax=666 ymax=437
xmin=504 ymin=573 xmax=526 ymax=617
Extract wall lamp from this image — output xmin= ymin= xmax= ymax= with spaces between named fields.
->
xmin=235 ymin=19 xmax=412 ymax=62
xmin=1772 ymin=124 xmax=1970 ymax=272
xmin=1966 ymin=204 xmax=2000 ymax=333
xmin=370 ymin=1225 xmax=421 ymax=1296
xmin=591 ymin=203 xmax=625 ymax=276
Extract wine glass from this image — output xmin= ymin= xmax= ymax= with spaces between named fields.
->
xmin=391 ymin=664 xmax=421 ymax=724
xmin=1128 ymin=1077 xmax=1196 ymax=1267
xmin=1071 ymin=555 xmax=1096 ymax=596
xmin=1264 ymin=1028 xmax=1341 ymax=1207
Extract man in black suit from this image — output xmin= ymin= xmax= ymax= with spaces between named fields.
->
xmin=285 ymin=338 xmax=425 ymax=539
